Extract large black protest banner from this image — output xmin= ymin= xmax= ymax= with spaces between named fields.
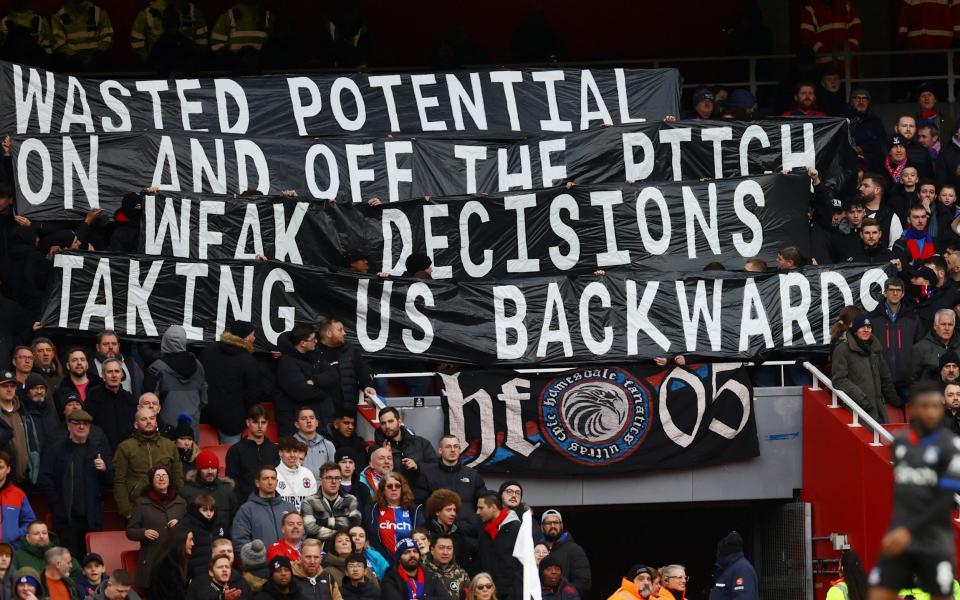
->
xmin=14 ymin=118 xmax=854 ymax=221
xmin=414 ymin=117 xmax=856 ymax=199
xmin=441 ymin=363 xmax=758 ymax=474
xmin=40 ymin=252 xmax=890 ymax=365
xmin=0 ymin=62 xmax=680 ymax=138
xmin=139 ymin=173 xmax=812 ymax=275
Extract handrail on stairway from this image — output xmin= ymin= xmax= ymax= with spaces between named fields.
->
xmin=803 ymin=362 xmax=893 ymax=447
xmin=803 ymin=362 xmax=960 ymax=517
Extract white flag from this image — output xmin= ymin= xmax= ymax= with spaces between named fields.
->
xmin=512 ymin=509 xmax=542 ymax=600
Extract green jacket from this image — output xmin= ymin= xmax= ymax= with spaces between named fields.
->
xmin=210 ymin=3 xmax=271 ymax=53
xmin=51 ymin=0 xmax=112 ymax=62
xmin=113 ymin=430 xmax=184 ymax=517
xmin=831 ymin=332 xmax=898 ymax=424
xmin=13 ymin=537 xmax=80 ymax=579
xmin=911 ymin=330 xmax=960 ymax=383
xmin=129 ymin=0 xmax=207 ymax=60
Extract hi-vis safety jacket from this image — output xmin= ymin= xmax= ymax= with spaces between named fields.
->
xmin=210 ymin=3 xmax=271 ymax=53
xmin=0 ymin=10 xmax=53 ymax=53
xmin=129 ymin=0 xmax=208 ymax=60
xmin=50 ymin=1 xmax=112 ymax=63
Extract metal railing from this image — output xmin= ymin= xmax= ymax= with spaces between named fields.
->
xmin=803 ymin=362 xmax=960 ymax=517
xmin=804 ymin=361 xmax=893 ymax=447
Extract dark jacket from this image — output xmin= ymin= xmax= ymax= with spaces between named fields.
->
xmin=843 ymin=105 xmax=888 ymax=173
xmin=938 ymin=138 xmax=960 ymax=189
xmin=87 ymin=354 xmax=144 ymax=401
xmin=841 ymin=242 xmax=894 ymax=264
xmin=21 ymin=395 xmax=59 ymax=451
xmin=426 ymin=519 xmax=478 ymax=575
xmin=541 ymin=578 xmax=580 ymax=600
xmin=85 ymin=383 xmax=137 ymax=452
xmin=314 ymin=342 xmax=374 ymax=416
xmin=182 ymin=469 xmax=239 ymax=523
xmin=148 ymin=554 xmax=191 ymax=599
xmin=373 ymin=426 xmax=438 ymax=489
xmin=381 ymin=567 xmax=446 ymax=600
xmin=832 ymin=334 xmax=899 ymax=424
xmin=37 ymin=433 xmax=113 ymax=532
xmin=944 ymin=408 xmax=960 ymax=436
xmin=185 ymin=569 xmax=252 ymax=600
xmin=544 ymin=532 xmax=591 ymax=595
xmin=415 ymin=462 xmax=487 ymax=521
xmin=325 ymin=425 xmax=368 ymax=469
xmin=146 ymin=351 xmax=208 ymax=440
xmin=226 ymin=437 xmax=280 ymax=504
xmin=182 ymin=503 xmax=229 ymax=578
xmin=477 ymin=511 xmax=523 ymax=600
xmin=912 ymin=330 xmax=960 ymax=383
xmin=870 ymin=303 xmax=922 ymax=386
xmin=276 ymin=334 xmax=333 ymax=437
xmin=254 ymin=580 xmax=303 ymax=600
xmin=709 ymin=552 xmax=758 ymax=600
xmin=340 ymin=578 xmax=381 ymax=600
xmin=126 ymin=492 xmax=188 ymax=589
xmin=200 ymin=332 xmax=265 ymax=436
xmin=294 ymin=567 xmax=339 ymax=600
xmin=905 ymin=139 xmax=935 ymax=179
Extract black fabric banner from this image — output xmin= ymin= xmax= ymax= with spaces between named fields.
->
xmin=39 ymin=252 xmax=890 ymax=366
xmin=139 ymin=173 xmax=812 ymax=276
xmin=0 ymin=62 xmax=680 ymax=138
xmin=441 ymin=363 xmax=758 ymax=474
xmin=13 ymin=118 xmax=854 ymax=221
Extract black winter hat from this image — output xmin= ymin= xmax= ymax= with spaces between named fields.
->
xmin=539 ymin=554 xmax=561 ymax=574
xmin=941 ymin=349 xmax=960 ymax=370
xmin=269 ymin=556 xmax=292 ymax=574
xmin=228 ymin=320 xmax=256 ymax=338
xmin=718 ymin=531 xmax=744 ymax=556
xmin=625 ymin=565 xmax=653 ymax=580
xmin=499 ymin=480 xmax=523 ymax=498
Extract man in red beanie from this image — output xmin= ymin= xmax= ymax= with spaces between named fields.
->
xmin=182 ymin=449 xmax=239 ymax=527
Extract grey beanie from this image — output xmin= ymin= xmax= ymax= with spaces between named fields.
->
xmin=241 ymin=540 xmax=266 ymax=567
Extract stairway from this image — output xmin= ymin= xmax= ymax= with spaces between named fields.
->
xmin=800 ymin=383 xmax=960 ymax=598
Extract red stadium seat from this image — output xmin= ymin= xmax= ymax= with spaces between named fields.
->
xmin=885 ymin=405 xmax=906 ymax=424
xmin=199 ymin=424 xmax=219 ymax=447
xmin=265 ymin=421 xmax=279 ymax=443
xmin=121 ymin=550 xmax=140 ymax=591
xmin=205 ymin=444 xmax=231 ymax=477
xmin=85 ymin=531 xmax=139 ymax=572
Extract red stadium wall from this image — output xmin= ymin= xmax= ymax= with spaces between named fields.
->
xmin=801 ymin=386 xmax=895 ymax=590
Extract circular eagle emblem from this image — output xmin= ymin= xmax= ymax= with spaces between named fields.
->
xmin=539 ymin=367 xmax=651 ymax=465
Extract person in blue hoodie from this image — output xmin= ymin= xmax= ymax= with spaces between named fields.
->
xmin=709 ymin=531 xmax=758 ymax=600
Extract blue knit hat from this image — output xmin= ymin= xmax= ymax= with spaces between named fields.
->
xmin=395 ymin=537 xmax=419 ymax=562
xmin=849 ymin=314 xmax=871 ymax=332
xmin=728 ymin=89 xmax=757 ymax=109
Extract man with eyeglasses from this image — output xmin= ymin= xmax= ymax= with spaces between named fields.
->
xmin=499 ymin=481 xmax=527 ymax=515
xmin=539 ymin=510 xmax=591 ymax=595
xmin=871 ymin=277 xmax=921 ymax=406
xmin=37 ymin=409 xmax=111 ymax=558
xmin=301 ymin=461 xmax=361 ymax=541
xmin=842 ymin=88 xmax=886 ymax=173
xmin=658 ymin=565 xmax=688 ymax=600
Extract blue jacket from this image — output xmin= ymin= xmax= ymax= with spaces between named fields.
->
xmin=709 ymin=552 xmax=758 ymax=600
xmin=0 ymin=481 xmax=34 ymax=548
xmin=231 ymin=492 xmax=295 ymax=555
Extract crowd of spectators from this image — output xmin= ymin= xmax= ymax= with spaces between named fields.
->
xmin=0 ymin=354 xmax=749 ymax=600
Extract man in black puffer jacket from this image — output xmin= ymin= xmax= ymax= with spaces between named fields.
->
xmin=314 ymin=318 xmax=375 ymax=419
xmin=200 ymin=320 xmax=266 ymax=444
xmin=275 ymin=324 xmax=335 ymax=437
